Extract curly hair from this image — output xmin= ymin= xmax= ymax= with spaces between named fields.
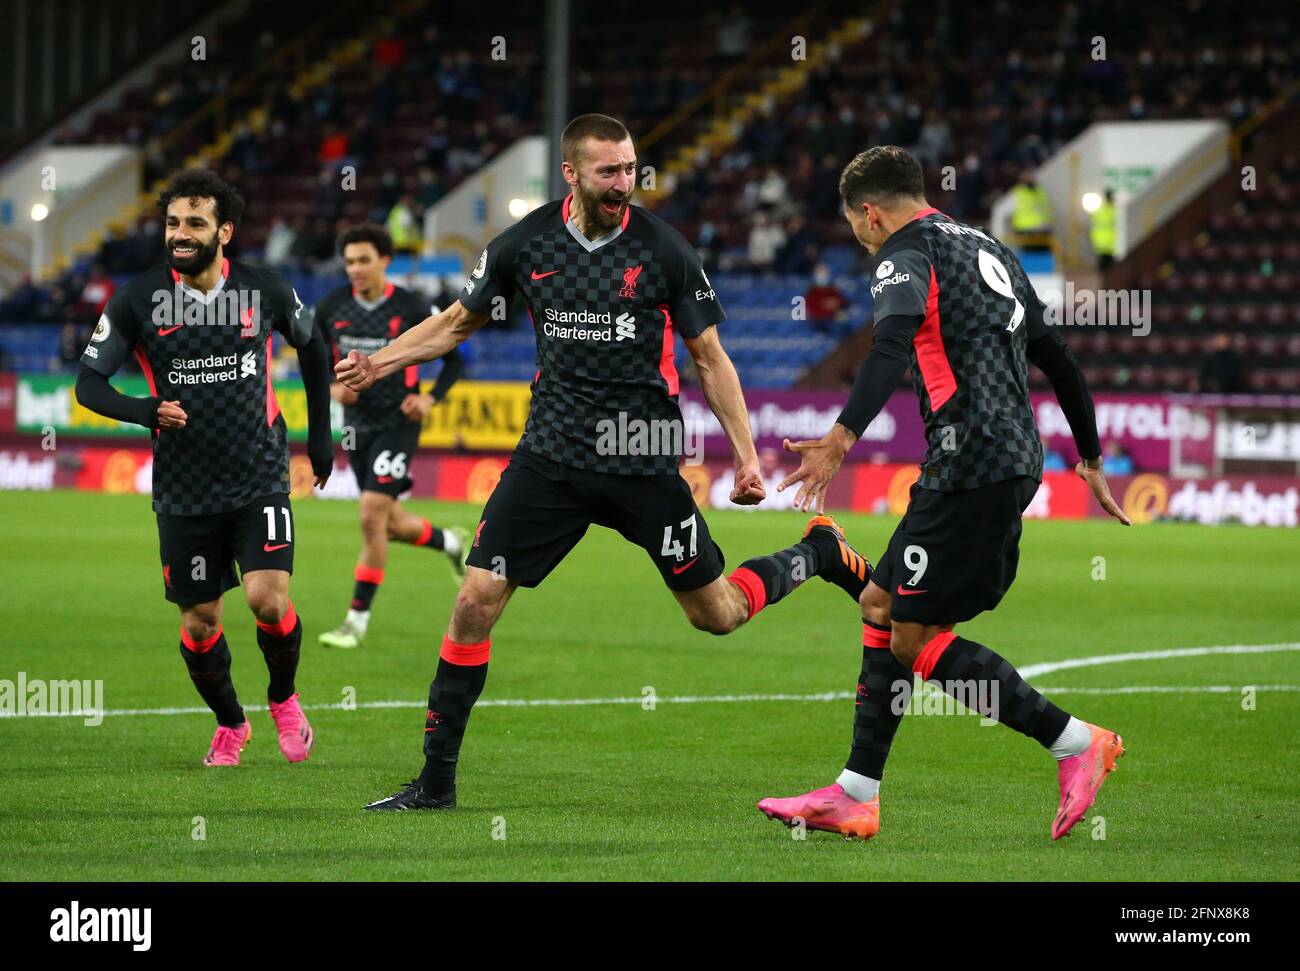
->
xmin=157 ymin=169 xmax=246 ymax=227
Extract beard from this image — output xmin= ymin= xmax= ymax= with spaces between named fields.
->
xmin=167 ymin=235 xmax=220 ymax=276
xmin=575 ymin=180 xmax=629 ymax=233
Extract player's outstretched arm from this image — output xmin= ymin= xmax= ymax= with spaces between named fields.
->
xmin=1027 ymin=329 xmax=1130 ymax=525
xmin=684 ymin=327 xmax=764 ymax=505
xmin=336 ymin=300 xmax=487 ymax=392
xmin=75 ymin=365 xmax=187 ymax=429
xmin=294 ymin=331 xmax=334 ymax=487
xmin=779 ymin=314 xmax=919 ymax=513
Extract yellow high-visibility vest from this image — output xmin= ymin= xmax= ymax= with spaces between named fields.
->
xmin=1011 ymin=185 xmax=1052 ymax=232
xmin=387 ymin=206 xmax=420 ymax=250
xmin=1091 ymin=201 xmax=1117 ymax=256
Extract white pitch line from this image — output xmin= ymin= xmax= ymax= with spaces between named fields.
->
xmin=2 ymin=685 xmax=1298 ymax=720
xmin=1 ymin=642 xmax=1298 ymax=725
xmin=1019 ymin=642 xmax=1300 ymax=679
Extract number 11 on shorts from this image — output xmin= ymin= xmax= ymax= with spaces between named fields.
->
xmin=264 ymin=505 xmax=293 ymax=545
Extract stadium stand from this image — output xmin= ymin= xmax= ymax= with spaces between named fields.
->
xmin=2 ymin=0 xmax=1297 ymax=393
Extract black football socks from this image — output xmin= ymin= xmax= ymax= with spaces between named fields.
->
xmin=843 ymin=622 xmax=912 ymax=784
xmin=915 ymin=633 xmax=1070 ymax=747
xmin=352 ymin=564 xmax=383 ymax=612
xmin=728 ymin=540 xmax=822 ymax=619
xmin=255 ymin=601 xmax=302 ymax=704
xmin=411 ymin=519 xmax=446 ymax=549
xmin=180 ymin=626 xmax=244 ymax=728
xmin=417 ymin=635 xmax=491 ymax=795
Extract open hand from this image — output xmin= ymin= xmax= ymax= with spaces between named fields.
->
xmin=1077 ymin=460 xmax=1131 ymax=525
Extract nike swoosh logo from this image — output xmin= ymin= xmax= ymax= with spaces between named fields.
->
xmin=157 ymin=325 xmax=182 ymax=336
xmin=672 ymin=557 xmax=700 ymax=574
xmin=264 ymin=543 xmax=290 ymax=552
xmin=896 ymin=584 xmax=927 ymax=596
xmin=531 ymin=269 xmax=560 ymax=280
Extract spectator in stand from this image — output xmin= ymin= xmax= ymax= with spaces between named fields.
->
xmin=316 ymin=166 xmax=346 ymax=221
xmin=714 ymin=3 xmax=751 ymax=64
xmin=368 ymin=65 xmax=397 ymax=124
xmin=416 ymin=167 xmax=445 ymax=210
xmin=387 ymin=194 xmax=422 ymax=254
xmin=1091 ymin=189 xmax=1118 ymax=271
xmin=348 ymin=115 xmax=377 ymax=167
xmin=312 ymin=217 xmax=339 ymax=265
xmin=747 ymin=209 xmax=786 ymax=274
xmin=264 ymin=217 xmax=298 ymax=267
xmin=36 ymin=284 xmax=74 ymax=325
xmin=1011 ymin=168 xmax=1053 ymax=247
xmin=372 ymin=34 xmax=405 ymax=68
xmin=807 ymin=154 xmax=843 ymax=219
xmin=1196 ymin=332 xmax=1247 ymax=393
xmin=1103 ymin=440 xmax=1134 ymax=475
xmin=289 ymin=217 xmax=318 ymax=269
xmin=745 ymin=166 xmax=788 ymax=215
xmin=953 ymin=152 xmax=986 ymax=221
xmin=913 ymin=109 xmax=954 ymax=168
xmin=804 ymin=264 xmax=848 ymax=334
xmin=78 ymin=264 xmax=115 ymax=320
xmin=0 ymin=275 xmax=42 ymax=321
xmin=776 ymin=215 xmax=819 ymax=275
xmin=318 ymin=122 xmax=349 ymax=166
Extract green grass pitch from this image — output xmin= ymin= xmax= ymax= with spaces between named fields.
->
xmin=1 ymin=490 xmax=1297 ymax=881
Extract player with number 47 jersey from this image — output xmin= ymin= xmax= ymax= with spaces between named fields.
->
xmin=764 ymin=146 xmax=1132 ymax=842
xmin=74 ymin=171 xmax=335 ymax=769
xmin=336 ymin=114 xmax=878 ymax=815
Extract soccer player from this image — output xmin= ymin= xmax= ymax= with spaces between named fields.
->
xmin=759 ymin=146 xmax=1132 ymax=840
xmin=315 ymin=224 xmax=468 ymax=651
xmin=74 ymin=170 xmax=334 ymax=767
xmin=336 ymin=114 xmax=872 ymax=811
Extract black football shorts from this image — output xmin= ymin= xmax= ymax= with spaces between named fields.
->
xmin=349 ymin=424 xmax=421 ymax=498
xmin=466 ymin=449 xmax=725 ymax=591
xmin=156 ymin=493 xmax=295 ymax=604
xmin=873 ymin=475 xmax=1039 ymax=625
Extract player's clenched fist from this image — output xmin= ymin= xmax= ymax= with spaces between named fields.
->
xmin=335 ymin=349 xmax=376 ymax=392
xmin=729 ymin=462 xmax=766 ymax=505
xmin=156 ymin=400 xmax=188 ymax=429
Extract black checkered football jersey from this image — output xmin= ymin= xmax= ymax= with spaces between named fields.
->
xmin=79 ymin=258 xmax=312 ymax=516
xmin=871 ymin=209 xmax=1046 ymax=491
xmin=458 ymin=195 xmax=725 ymax=475
xmin=314 ymin=282 xmax=436 ymax=436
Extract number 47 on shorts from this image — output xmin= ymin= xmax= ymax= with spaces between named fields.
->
xmin=661 ymin=514 xmax=698 ymax=562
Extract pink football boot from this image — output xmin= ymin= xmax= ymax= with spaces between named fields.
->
xmin=758 ymin=783 xmax=880 ymax=840
xmin=1052 ymin=723 xmax=1125 ymax=839
xmin=203 ymin=720 xmax=252 ymax=767
xmin=268 ymin=693 xmax=314 ymax=763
